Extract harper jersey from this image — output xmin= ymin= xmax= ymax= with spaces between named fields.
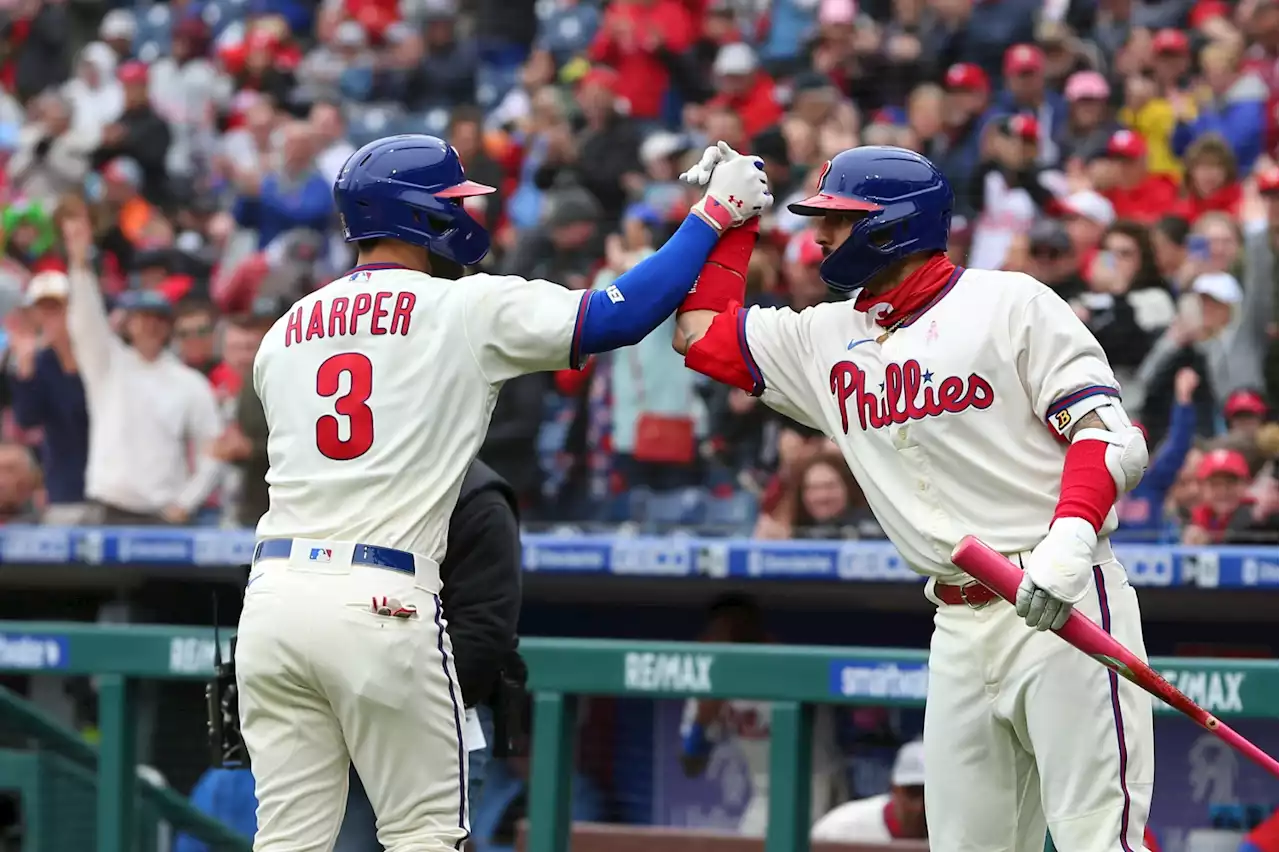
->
xmin=732 ymin=266 xmax=1120 ymax=579
xmin=253 ymin=263 xmax=588 ymax=562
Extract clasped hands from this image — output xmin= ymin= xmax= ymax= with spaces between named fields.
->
xmin=681 ymin=141 xmax=773 ymax=233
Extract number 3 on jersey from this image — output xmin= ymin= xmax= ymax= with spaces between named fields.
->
xmin=316 ymin=353 xmax=374 ymax=460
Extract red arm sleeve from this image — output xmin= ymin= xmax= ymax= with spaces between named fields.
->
xmin=684 ymin=305 xmax=759 ymax=395
xmin=679 ymin=220 xmax=758 ymax=315
xmin=1053 ymin=440 xmax=1118 ymax=532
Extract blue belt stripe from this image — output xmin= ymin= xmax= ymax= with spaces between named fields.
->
xmin=252 ymin=538 xmax=417 ymax=575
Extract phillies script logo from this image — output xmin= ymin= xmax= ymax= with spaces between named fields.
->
xmin=830 ymin=358 xmax=994 ymax=433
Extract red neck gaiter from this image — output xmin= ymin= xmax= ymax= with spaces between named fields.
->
xmin=853 ymin=253 xmax=962 ymax=329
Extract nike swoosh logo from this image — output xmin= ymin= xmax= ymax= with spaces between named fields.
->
xmin=246 ymin=573 xmax=264 ymax=588
xmin=847 ymin=338 xmax=874 ymax=350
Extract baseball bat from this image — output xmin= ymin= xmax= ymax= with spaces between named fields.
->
xmin=951 ymin=535 xmax=1279 ymax=778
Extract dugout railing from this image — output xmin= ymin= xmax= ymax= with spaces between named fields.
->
xmin=0 ymin=623 xmax=1275 ymax=852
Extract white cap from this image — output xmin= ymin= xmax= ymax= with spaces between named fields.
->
xmin=714 ymin=42 xmax=758 ymax=77
xmin=891 ymin=740 xmax=926 ymax=787
xmin=640 ymin=131 xmax=685 ymax=165
xmin=25 ymin=271 xmax=70 ymax=305
xmin=1063 ymin=190 xmax=1115 ymax=227
xmin=100 ymin=9 xmax=137 ymax=41
xmin=1191 ymin=272 xmax=1243 ymax=305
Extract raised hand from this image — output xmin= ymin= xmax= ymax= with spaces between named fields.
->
xmin=687 ymin=141 xmax=772 ymax=232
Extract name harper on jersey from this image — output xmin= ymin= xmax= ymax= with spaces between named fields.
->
xmin=282 ymin=291 xmax=418 ymax=347
xmin=829 ymin=358 xmax=994 ymax=433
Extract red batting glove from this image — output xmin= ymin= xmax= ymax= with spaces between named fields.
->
xmin=678 ymin=219 xmax=760 ymax=315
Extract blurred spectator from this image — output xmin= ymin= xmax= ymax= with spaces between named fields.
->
xmin=1137 ymin=271 xmax=1248 ymax=442
xmin=0 ymin=442 xmax=40 ymax=523
xmin=60 ymin=210 xmax=222 ymax=525
xmin=409 ymin=6 xmax=481 ymax=109
xmin=1170 ymin=41 xmax=1269 ymax=172
xmin=149 ymin=20 xmax=223 ymax=180
xmin=1061 ymin=188 xmax=1115 ymax=262
xmin=173 ymin=766 xmax=256 ymax=852
xmin=1023 ymin=219 xmax=1085 ymax=299
xmin=591 ymin=214 xmax=707 ymax=494
xmin=1075 ymin=220 xmax=1176 ymax=375
xmin=968 ymin=114 xmax=1067 ymax=270
xmin=172 ymin=301 xmax=220 ymax=379
xmin=707 ymin=43 xmax=783 ymax=141
xmin=1184 ymin=448 xmax=1278 ymax=543
xmin=10 ymin=0 xmax=70 ymax=103
xmin=1172 ymin=133 xmax=1243 ymax=221
xmin=502 ymin=184 xmax=603 ymax=286
xmin=1094 ymin=130 xmax=1179 ymax=224
xmin=6 ymin=271 xmax=89 ymax=524
xmin=1118 ymin=368 xmax=1200 ymax=538
xmin=758 ymin=451 xmax=882 ymax=540
xmin=994 ymin=44 xmax=1066 ymax=166
xmin=930 ymin=63 xmax=992 ymax=221
xmin=210 ymin=300 xmax=282 ymax=527
xmin=679 ymin=594 xmax=846 ymax=836
xmin=7 ymin=91 xmax=94 ymax=206
xmin=535 ymin=67 xmax=643 ymax=225
xmin=1237 ymin=168 xmax=1279 ymax=403
xmin=232 ymin=121 xmax=332 ymax=250
xmin=533 ymin=0 xmax=601 ymax=68
xmin=311 ymin=101 xmax=356 ymax=186
xmin=812 ymin=740 xmax=928 ymax=842
xmin=1060 ymin=71 xmax=1117 ymax=163
xmin=91 ymin=61 xmax=172 ymax=205
xmin=587 ymin=0 xmax=695 ymax=122
xmin=62 ymin=43 xmax=124 ymax=139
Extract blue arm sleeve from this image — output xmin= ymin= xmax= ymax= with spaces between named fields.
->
xmin=1145 ymin=402 xmax=1196 ymax=496
xmin=576 ymin=214 xmax=720 ymax=355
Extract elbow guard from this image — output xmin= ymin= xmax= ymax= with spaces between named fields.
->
xmin=1072 ymin=426 xmax=1149 ymax=493
xmin=1071 ymin=400 xmax=1149 ymax=493
xmin=1053 ymin=400 xmax=1148 ymax=531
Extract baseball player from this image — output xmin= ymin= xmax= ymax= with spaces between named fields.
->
xmin=236 ymin=134 xmax=770 ymax=851
xmin=674 ymin=144 xmax=1154 ymax=852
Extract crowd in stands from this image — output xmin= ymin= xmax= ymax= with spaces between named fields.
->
xmin=0 ymin=0 xmax=1273 ymax=544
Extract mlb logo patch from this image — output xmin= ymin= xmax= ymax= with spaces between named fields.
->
xmin=309 ymin=548 xmax=333 ymax=563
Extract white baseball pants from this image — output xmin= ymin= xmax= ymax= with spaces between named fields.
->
xmin=235 ymin=539 xmax=468 ymax=852
xmin=923 ymin=557 xmax=1154 ymax=852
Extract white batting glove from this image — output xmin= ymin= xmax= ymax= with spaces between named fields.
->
xmin=688 ymin=141 xmax=772 ymax=232
xmin=680 ymin=142 xmax=726 ymax=187
xmin=1015 ymin=517 xmax=1097 ymax=631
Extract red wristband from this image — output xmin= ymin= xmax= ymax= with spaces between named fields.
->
xmin=1053 ymin=440 xmax=1117 ymax=532
xmin=678 ymin=220 xmax=760 ymax=315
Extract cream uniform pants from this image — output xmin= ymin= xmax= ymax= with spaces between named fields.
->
xmin=235 ymin=539 xmax=469 ymax=852
xmin=923 ymin=557 xmax=1154 ymax=852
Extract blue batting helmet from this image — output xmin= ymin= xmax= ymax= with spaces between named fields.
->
xmin=334 ymin=134 xmax=496 ymax=266
xmin=787 ymin=146 xmax=953 ymax=293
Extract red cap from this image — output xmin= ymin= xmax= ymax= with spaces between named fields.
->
xmin=117 ymin=60 xmax=149 ymax=85
xmin=1004 ymin=43 xmax=1045 ymax=76
xmin=1189 ymin=0 xmax=1230 ymax=27
xmin=1152 ymin=28 xmax=1190 ymax=54
xmin=1258 ymin=167 xmax=1280 ymax=193
xmin=1106 ymin=129 xmax=1148 ymax=159
xmin=1006 ymin=113 xmax=1040 ymax=142
xmin=246 ymin=29 xmax=279 ymax=52
xmin=1197 ymin=448 xmax=1250 ymax=480
xmin=944 ymin=62 xmax=990 ymax=93
xmin=577 ymin=66 xmax=620 ymax=94
xmin=1224 ymin=388 xmax=1268 ymax=418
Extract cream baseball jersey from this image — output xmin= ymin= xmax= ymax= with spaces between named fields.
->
xmin=740 ymin=266 xmax=1120 ymax=579
xmin=253 ymin=263 xmax=587 ymax=561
